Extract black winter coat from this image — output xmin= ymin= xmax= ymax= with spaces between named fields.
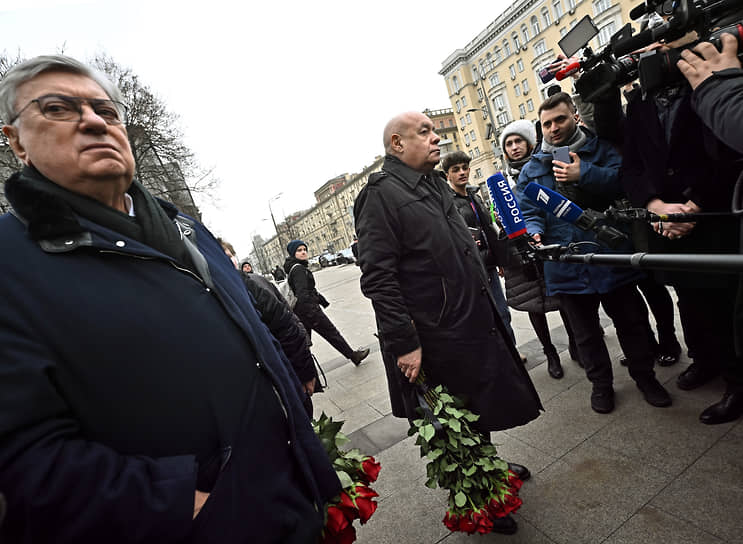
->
xmin=354 ymin=155 xmax=542 ymax=432
xmin=692 ymin=67 xmax=743 ymax=155
xmin=283 ymin=256 xmax=330 ymax=317
xmin=242 ymin=273 xmax=317 ymax=385
xmin=0 ymin=169 xmax=340 ymax=543
xmin=622 ymin=88 xmax=742 ymax=287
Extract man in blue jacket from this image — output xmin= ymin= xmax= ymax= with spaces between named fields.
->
xmin=0 ymin=55 xmax=340 ymax=543
xmin=517 ymin=93 xmax=671 ymax=414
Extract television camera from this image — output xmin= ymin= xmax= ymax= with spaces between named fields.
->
xmin=556 ymin=0 xmax=743 ymax=102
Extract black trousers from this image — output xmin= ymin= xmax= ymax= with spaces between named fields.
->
xmin=296 ymin=305 xmax=355 ymax=360
xmin=637 ymin=275 xmax=679 ymax=352
xmin=675 ymin=286 xmax=743 ymax=388
xmin=527 ymin=309 xmax=575 ymax=356
xmin=559 ymin=282 xmax=656 ymax=389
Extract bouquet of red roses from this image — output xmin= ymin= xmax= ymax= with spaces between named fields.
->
xmin=410 ymin=378 xmax=523 ymax=535
xmin=313 ymin=413 xmax=382 ymax=544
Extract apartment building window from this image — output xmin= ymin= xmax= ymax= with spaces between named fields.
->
xmin=542 ymin=8 xmax=551 ymax=27
xmin=493 ymin=94 xmax=505 ymax=109
xmin=527 ymin=98 xmax=534 ymax=111
xmin=553 ymin=0 xmax=564 ymax=19
xmin=439 ymin=120 xmax=445 ymax=128
xmin=517 ymin=59 xmax=524 ymax=72
xmin=531 ymin=16 xmax=541 ymax=36
xmin=460 ymin=116 xmax=465 ymax=128
xmin=519 ymin=104 xmax=526 ymax=117
xmin=477 ymin=87 xmax=484 ymax=101
xmin=470 ymin=130 xmax=477 ymax=141
xmin=464 ymin=133 xmax=470 ymax=145
xmin=462 ymin=96 xmax=467 ymax=106
xmin=486 ymin=53 xmax=494 ymax=71
xmin=597 ymin=21 xmax=616 ymax=46
xmin=567 ymin=0 xmax=577 ymax=9
xmin=479 ymin=60 xmax=487 ymax=77
xmin=472 ymin=64 xmax=479 ymax=80
xmin=494 ymin=46 xmax=502 ymax=63
xmin=456 ymin=99 xmax=461 ymax=112
xmin=512 ymin=33 xmax=521 ymax=50
xmin=509 ymin=64 xmax=516 ymax=79
xmin=469 ymin=151 xmax=474 ymax=159
xmin=505 ymin=40 xmax=513 ymax=57
xmin=475 ymin=168 xmax=483 ymax=179
xmin=489 ymin=73 xmax=500 ymax=87
xmin=521 ymin=25 xmax=530 ymax=43
xmin=514 ymin=84 xmax=521 ymax=97
xmin=452 ymin=75 xmax=461 ymax=92
xmin=593 ymin=0 xmax=611 ymax=15
xmin=534 ymin=39 xmax=547 ymax=55
xmin=522 ymin=79 xmax=530 ymax=93
xmin=466 ymin=112 xmax=472 ymax=124
xmin=496 ymin=112 xmax=510 ymax=126
xmin=473 ymin=147 xmax=481 ymax=157
xmin=449 ymin=118 xmax=455 ymax=127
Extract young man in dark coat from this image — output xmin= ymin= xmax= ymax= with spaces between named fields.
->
xmin=0 ymin=55 xmax=340 ymax=543
xmin=354 ymin=111 xmax=542 ymax=535
xmin=517 ymin=93 xmax=671 ymax=414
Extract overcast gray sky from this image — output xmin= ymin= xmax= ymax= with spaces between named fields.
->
xmin=1 ymin=0 xmax=513 ymax=257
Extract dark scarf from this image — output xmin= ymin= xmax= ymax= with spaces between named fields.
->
xmin=9 ymin=166 xmax=191 ymax=267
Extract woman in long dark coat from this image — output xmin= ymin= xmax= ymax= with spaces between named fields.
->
xmin=283 ymin=240 xmax=370 ymax=367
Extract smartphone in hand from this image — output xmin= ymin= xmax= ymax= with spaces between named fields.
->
xmin=552 ymin=146 xmax=571 ymax=164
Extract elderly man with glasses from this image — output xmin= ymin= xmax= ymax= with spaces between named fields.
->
xmin=0 ymin=55 xmax=340 ymax=543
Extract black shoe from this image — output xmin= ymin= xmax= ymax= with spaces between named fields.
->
xmin=676 ymin=363 xmax=719 ymax=391
xmin=546 ymin=350 xmax=563 ymax=379
xmin=635 ymin=376 xmax=672 ymax=407
xmin=491 ymin=514 xmax=518 ymax=535
xmin=350 ymin=348 xmax=370 ymax=366
xmin=700 ymin=391 xmax=743 ymax=424
xmin=591 ymin=386 xmax=615 ymax=414
xmin=507 ymin=462 xmax=531 ymax=481
xmin=655 ymin=341 xmax=682 ymax=367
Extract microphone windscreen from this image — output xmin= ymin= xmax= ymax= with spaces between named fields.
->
xmin=523 ymin=182 xmax=585 ymax=224
xmin=486 ymin=173 xmax=528 ymax=239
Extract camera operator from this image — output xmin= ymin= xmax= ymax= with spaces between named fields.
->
xmin=677 ymin=33 xmax=743 ymax=153
xmin=621 ymin=32 xmax=743 ymax=425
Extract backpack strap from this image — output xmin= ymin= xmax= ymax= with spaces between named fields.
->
xmin=286 ymin=263 xmax=302 ymax=292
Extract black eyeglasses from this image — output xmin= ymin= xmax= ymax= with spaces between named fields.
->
xmin=8 ymin=94 xmax=128 ymax=125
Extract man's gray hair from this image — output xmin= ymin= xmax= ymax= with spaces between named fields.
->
xmin=0 ymin=55 xmax=124 ymax=125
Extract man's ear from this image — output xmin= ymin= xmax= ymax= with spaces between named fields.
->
xmin=2 ymin=125 xmax=29 ymax=165
xmin=391 ymin=133 xmax=403 ymax=153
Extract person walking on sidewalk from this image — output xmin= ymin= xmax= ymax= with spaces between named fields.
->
xmin=354 ymin=112 xmax=542 ymax=536
xmin=284 ymin=239 xmax=370 ymax=366
xmin=499 ymin=120 xmax=578 ymax=379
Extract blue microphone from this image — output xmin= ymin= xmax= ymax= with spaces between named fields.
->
xmin=523 ymin=182 xmax=627 ymax=249
xmin=486 ymin=172 xmax=527 ymax=239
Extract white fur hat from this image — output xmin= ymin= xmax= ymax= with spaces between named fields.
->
xmin=499 ymin=119 xmax=537 ymax=154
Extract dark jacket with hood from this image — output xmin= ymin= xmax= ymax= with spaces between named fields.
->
xmin=354 ymin=155 xmax=542 ymax=432
xmin=0 ymin=167 xmax=340 ymax=543
xmin=283 ymin=256 xmax=330 ymax=317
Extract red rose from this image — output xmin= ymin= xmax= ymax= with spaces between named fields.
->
xmin=325 ymin=505 xmax=350 ymax=534
xmin=354 ymin=484 xmax=379 ymax=500
xmin=473 ymin=510 xmax=494 ymax=534
xmin=443 ymin=512 xmax=460 ymax=531
xmin=507 ymin=471 xmax=524 ymax=490
xmin=487 ymin=497 xmax=507 ymax=519
xmin=458 ymin=513 xmax=478 ymax=534
xmin=355 ymin=495 xmax=378 ymax=524
xmin=502 ymin=492 xmax=523 ymax=516
xmin=361 ymin=457 xmax=382 ymax=483
xmin=322 ymin=524 xmax=356 ymax=544
xmin=337 ymin=491 xmax=358 ymax=520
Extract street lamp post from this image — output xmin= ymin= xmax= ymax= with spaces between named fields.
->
xmin=468 ymin=73 xmax=502 ymax=171
xmin=268 ymin=193 xmax=284 ymax=251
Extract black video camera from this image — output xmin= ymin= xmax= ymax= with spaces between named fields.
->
xmin=559 ymin=0 xmax=743 ymax=102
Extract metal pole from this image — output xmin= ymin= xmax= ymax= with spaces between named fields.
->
xmin=554 ymin=252 xmax=743 ymax=273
